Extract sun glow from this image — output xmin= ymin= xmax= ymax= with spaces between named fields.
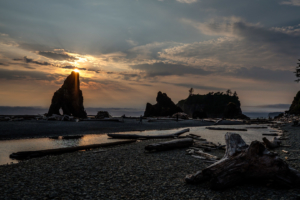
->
xmin=73 ymin=68 xmax=80 ymax=73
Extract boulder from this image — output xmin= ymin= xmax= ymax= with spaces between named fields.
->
xmin=144 ymin=91 xmax=182 ymax=117
xmin=47 ymin=71 xmax=87 ymax=118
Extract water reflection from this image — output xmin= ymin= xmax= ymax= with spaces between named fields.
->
xmin=0 ymin=125 xmax=276 ymax=166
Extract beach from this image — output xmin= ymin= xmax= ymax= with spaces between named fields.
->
xmin=0 ymin=123 xmax=299 ymax=199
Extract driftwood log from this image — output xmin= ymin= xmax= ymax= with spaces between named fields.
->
xmin=262 ymin=137 xmax=281 ymax=149
xmin=107 ymin=128 xmax=189 ymax=139
xmin=145 ymin=138 xmax=193 ymax=151
xmin=10 ymin=140 xmax=136 ymax=160
xmin=185 ymin=132 xmax=300 ymax=190
xmin=206 ymin=127 xmax=247 ymax=131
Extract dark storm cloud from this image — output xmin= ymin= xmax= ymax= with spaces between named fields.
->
xmin=38 ymin=51 xmax=78 ymax=61
xmin=0 ymin=68 xmax=57 ymax=81
xmin=130 ymin=62 xmax=212 ymax=77
xmin=13 ymin=56 xmax=52 ymax=66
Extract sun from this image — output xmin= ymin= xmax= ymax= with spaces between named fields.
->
xmin=73 ymin=68 xmax=80 ymax=73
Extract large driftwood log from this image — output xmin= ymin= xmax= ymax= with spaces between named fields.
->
xmin=10 ymin=140 xmax=136 ymax=160
xmin=145 ymin=138 xmax=193 ymax=151
xmin=262 ymin=137 xmax=281 ymax=149
xmin=107 ymin=128 xmax=189 ymax=139
xmin=185 ymin=132 xmax=300 ymax=190
xmin=206 ymin=127 xmax=247 ymax=131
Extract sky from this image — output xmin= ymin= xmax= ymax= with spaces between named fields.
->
xmin=0 ymin=0 xmax=300 ymax=114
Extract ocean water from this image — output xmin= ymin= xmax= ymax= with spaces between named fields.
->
xmin=0 ymin=124 xmax=276 ymax=165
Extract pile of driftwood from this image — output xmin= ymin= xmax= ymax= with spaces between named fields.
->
xmin=186 ymin=132 xmax=300 ymax=189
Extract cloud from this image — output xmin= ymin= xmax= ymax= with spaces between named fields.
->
xmin=229 ymin=67 xmax=295 ymax=83
xmin=126 ymin=39 xmax=138 ymax=46
xmin=176 ymin=0 xmax=197 ymax=3
xmin=170 ymin=83 xmax=225 ymax=91
xmin=38 ymin=51 xmax=78 ymax=61
xmin=13 ymin=56 xmax=52 ymax=66
xmin=0 ymin=62 xmax=9 ymax=66
xmin=61 ymin=65 xmax=87 ymax=70
xmin=18 ymin=43 xmax=56 ymax=52
xmin=280 ymin=0 xmax=300 ymax=6
xmin=0 ymin=68 xmax=58 ymax=81
xmin=60 ymin=65 xmax=100 ymax=73
xmin=160 ymin=18 xmax=300 ymax=71
xmin=130 ymin=62 xmax=212 ymax=77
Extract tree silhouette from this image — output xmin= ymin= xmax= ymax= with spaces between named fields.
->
xmin=294 ymin=59 xmax=300 ymax=82
xmin=189 ymin=88 xmax=194 ymax=96
xmin=226 ymin=89 xmax=232 ymax=96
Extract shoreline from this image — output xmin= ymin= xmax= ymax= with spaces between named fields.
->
xmin=0 ymin=123 xmax=299 ymax=199
xmin=0 ymin=119 xmax=244 ymax=140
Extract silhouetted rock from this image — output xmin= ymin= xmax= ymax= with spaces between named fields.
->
xmin=224 ymin=102 xmax=242 ymax=118
xmin=192 ymin=109 xmax=207 ymax=119
xmin=47 ymin=71 xmax=87 ymax=118
xmin=144 ymin=91 xmax=182 ymax=117
xmin=95 ymin=111 xmax=111 ymax=119
xmin=289 ymin=91 xmax=300 ymax=114
xmin=177 ymin=92 xmax=249 ymax=119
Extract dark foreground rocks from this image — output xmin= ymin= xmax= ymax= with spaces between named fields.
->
xmin=1 ymin=126 xmax=300 ymax=200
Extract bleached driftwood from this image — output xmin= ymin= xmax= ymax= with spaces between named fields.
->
xmin=194 ymin=150 xmax=219 ymax=160
xmin=145 ymin=138 xmax=193 ymax=151
xmin=185 ymin=132 xmax=300 ymax=190
xmin=206 ymin=127 xmax=247 ymax=131
xmin=108 ymin=128 xmax=189 ymax=139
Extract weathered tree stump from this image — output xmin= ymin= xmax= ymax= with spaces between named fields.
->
xmin=185 ymin=132 xmax=300 ymax=190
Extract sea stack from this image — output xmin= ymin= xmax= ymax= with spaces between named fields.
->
xmin=47 ymin=71 xmax=87 ymax=118
xmin=144 ymin=91 xmax=182 ymax=117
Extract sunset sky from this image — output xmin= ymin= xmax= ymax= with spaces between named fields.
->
xmin=0 ymin=0 xmax=300 ymax=114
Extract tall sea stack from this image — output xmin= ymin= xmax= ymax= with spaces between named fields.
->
xmin=47 ymin=71 xmax=87 ymax=118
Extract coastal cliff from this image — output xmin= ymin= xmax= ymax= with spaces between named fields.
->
xmin=177 ymin=91 xmax=248 ymax=119
xmin=144 ymin=91 xmax=182 ymax=117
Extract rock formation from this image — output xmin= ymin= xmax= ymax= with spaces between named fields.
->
xmin=47 ymin=71 xmax=87 ymax=118
xmin=144 ymin=91 xmax=182 ymax=117
xmin=289 ymin=91 xmax=300 ymax=114
xmin=177 ymin=92 xmax=249 ymax=119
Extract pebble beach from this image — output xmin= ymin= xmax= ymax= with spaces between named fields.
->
xmin=0 ymin=123 xmax=300 ymax=199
